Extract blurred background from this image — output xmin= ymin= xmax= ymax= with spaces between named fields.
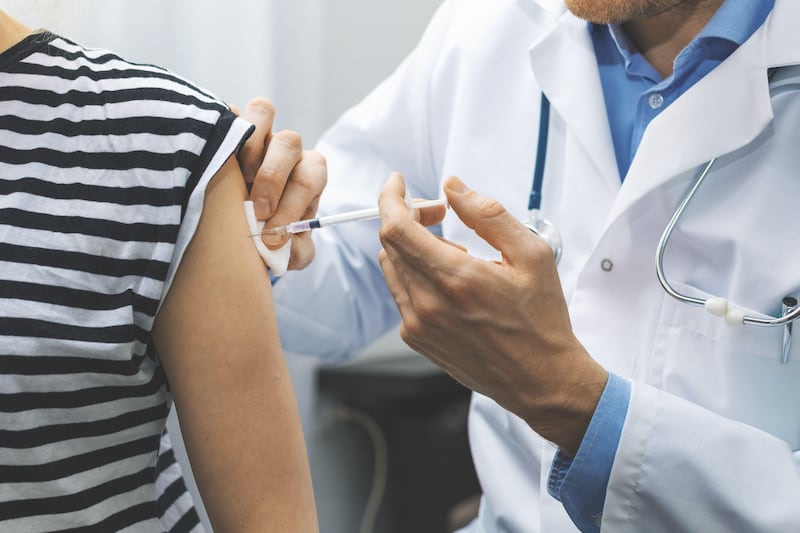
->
xmin=2 ymin=1 xmax=481 ymax=531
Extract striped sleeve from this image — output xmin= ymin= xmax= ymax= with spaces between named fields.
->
xmin=0 ymin=31 xmax=252 ymax=532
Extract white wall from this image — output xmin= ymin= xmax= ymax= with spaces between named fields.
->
xmin=3 ymin=1 xmax=442 ymax=531
xmin=5 ymin=0 xmax=440 ymax=144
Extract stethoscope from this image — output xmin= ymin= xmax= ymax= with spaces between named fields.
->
xmin=524 ymin=93 xmax=563 ymax=264
xmin=528 ymin=86 xmax=798 ymax=364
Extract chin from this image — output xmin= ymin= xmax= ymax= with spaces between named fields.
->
xmin=565 ymin=0 xmax=683 ymax=25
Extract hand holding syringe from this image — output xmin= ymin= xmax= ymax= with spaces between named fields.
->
xmin=253 ymin=197 xmax=449 ymax=236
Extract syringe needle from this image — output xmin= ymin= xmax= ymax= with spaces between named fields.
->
xmin=249 ymin=198 xmax=449 ymax=237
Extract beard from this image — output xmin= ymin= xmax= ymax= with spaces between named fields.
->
xmin=564 ymin=0 xmax=690 ymax=24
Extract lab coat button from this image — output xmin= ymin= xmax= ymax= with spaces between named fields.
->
xmin=648 ymin=93 xmax=664 ymax=109
xmin=601 ymin=259 xmax=613 ymax=272
xmin=593 ymin=513 xmax=603 ymax=527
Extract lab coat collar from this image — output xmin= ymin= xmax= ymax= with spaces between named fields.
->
xmin=515 ymin=0 xmax=565 ymax=19
xmin=763 ymin=0 xmax=800 ymax=67
xmin=606 ymin=0 xmax=800 ymax=225
xmin=526 ymin=3 xmax=622 ymax=197
xmin=522 ymin=0 xmax=800 ymax=227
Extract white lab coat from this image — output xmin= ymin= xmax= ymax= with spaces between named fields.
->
xmin=274 ymin=0 xmax=800 ymax=530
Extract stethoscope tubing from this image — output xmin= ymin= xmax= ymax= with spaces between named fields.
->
xmin=655 ymin=67 xmax=800 ymax=328
xmin=655 ymin=158 xmax=800 ymax=327
xmin=534 ymin=72 xmax=800 ymax=327
xmin=526 ymin=94 xmax=563 ymax=263
xmin=654 ymin=159 xmax=716 ymax=309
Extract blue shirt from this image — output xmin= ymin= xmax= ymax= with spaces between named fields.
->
xmin=595 ymin=0 xmax=774 ymax=180
xmin=547 ymin=1 xmax=774 ymax=531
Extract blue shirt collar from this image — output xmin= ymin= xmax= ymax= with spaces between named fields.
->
xmin=595 ymin=0 xmax=773 ymax=80
xmin=700 ymin=0 xmax=774 ymax=45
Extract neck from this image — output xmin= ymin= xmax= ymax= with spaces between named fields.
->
xmin=0 ymin=9 xmax=33 ymax=55
xmin=622 ymin=0 xmax=725 ymax=78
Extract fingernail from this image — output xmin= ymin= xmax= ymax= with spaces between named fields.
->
xmin=446 ymin=176 xmax=468 ymax=193
xmin=261 ymin=232 xmax=285 ymax=248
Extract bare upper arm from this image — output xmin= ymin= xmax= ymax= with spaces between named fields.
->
xmin=152 ymin=156 xmax=318 ymax=532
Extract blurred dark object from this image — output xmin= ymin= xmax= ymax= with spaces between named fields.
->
xmin=318 ymin=354 xmax=481 ymax=533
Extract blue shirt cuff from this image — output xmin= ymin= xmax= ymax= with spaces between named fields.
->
xmin=547 ymin=373 xmax=631 ymax=532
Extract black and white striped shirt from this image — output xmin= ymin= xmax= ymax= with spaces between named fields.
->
xmin=0 ymin=32 xmax=252 ymax=532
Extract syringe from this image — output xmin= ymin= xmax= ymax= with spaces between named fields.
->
xmin=256 ymin=197 xmax=449 ymax=236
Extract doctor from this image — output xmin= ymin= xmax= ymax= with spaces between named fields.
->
xmin=251 ymin=0 xmax=800 ymax=530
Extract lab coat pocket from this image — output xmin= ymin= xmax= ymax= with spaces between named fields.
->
xmin=650 ymin=282 xmax=800 ymax=448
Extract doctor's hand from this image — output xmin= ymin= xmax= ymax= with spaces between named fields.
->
xmin=377 ymin=173 xmax=608 ymax=456
xmin=235 ymin=97 xmax=327 ymax=271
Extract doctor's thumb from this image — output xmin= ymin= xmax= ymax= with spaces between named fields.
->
xmin=444 ymin=176 xmax=529 ymax=254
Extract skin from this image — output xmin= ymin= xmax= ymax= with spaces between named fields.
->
xmin=1 ymin=12 xmax=319 ymax=530
xmin=0 ymin=7 xmax=325 ymax=272
xmin=0 ymin=7 xmax=30 ymax=50
xmin=566 ymin=0 xmax=725 ymax=77
xmin=153 ymin=157 xmax=319 ymax=531
xmin=232 ymin=0 xmax=724 ymax=260
xmin=234 ymin=0 xmax=728 ymax=456
xmin=378 ymin=174 xmax=607 ymax=455
xmin=373 ymin=1 xmax=727 ymax=455
xmin=235 ymin=99 xmax=327 ymax=271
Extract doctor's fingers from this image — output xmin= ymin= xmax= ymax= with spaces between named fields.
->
xmin=284 ymin=234 xmax=316 ymax=271
xmin=379 ymin=226 xmax=501 ymax=345
xmin=378 ymin=173 xmax=494 ymax=319
xmin=443 ymin=176 xmax=550 ymax=267
xmin=378 ymin=246 xmax=503 ymax=397
xmin=378 ymin=248 xmax=413 ymax=316
xmin=248 ymin=130 xmax=304 ymax=220
xmin=378 ymin=248 xmax=450 ymax=356
xmin=376 ymin=184 xmax=457 ymax=316
xmin=282 ymin=156 xmax=328 ymax=270
xmin=377 ymin=171 xmax=446 ymax=233
xmin=378 ymin=173 xmax=466 ymax=269
xmin=414 ymin=199 xmax=448 ymax=227
xmin=236 ymin=97 xmax=275 ymax=184
xmin=268 ymin=150 xmax=326 ymax=226
xmin=260 ymin=151 xmax=326 ymax=248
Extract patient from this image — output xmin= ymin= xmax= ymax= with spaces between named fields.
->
xmin=0 ymin=9 xmax=318 ymax=532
